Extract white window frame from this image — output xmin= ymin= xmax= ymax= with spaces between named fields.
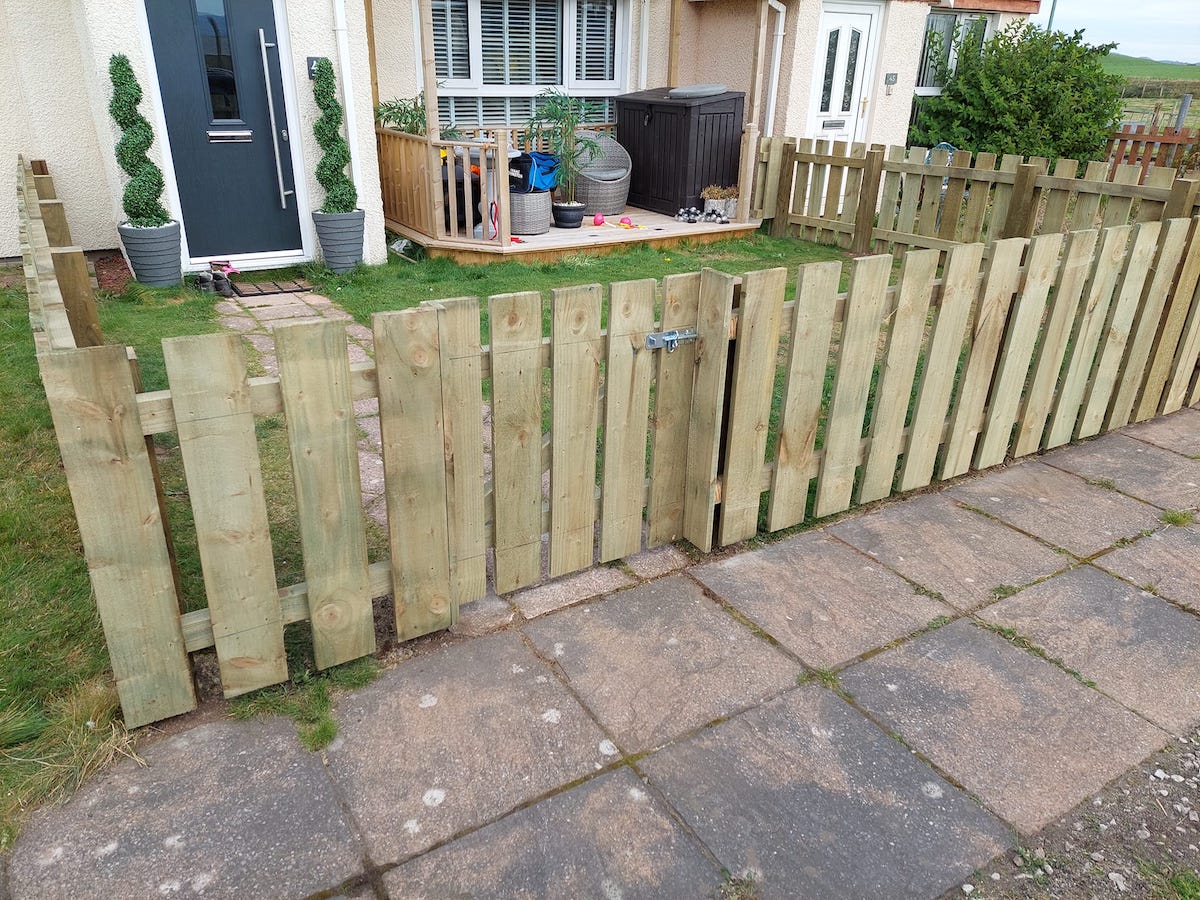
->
xmin=914 ymin=10 xmax=994 ymax=97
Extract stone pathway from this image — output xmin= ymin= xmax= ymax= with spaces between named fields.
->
xmin=6 ymin=296 xmax=1200 ymax=899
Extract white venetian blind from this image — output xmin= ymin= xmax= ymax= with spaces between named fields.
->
xmin=481 ymin=0 xmax=562 ymax=85
xmin=575 ymin=0 xmax=616 ymax=82
xmin=432 ymin=0 xmax=471 ymax=80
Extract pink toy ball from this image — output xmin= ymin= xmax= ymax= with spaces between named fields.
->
xmin=619 ymin=216 xmax=633 ymax=226
xmin=593 ymin=213 xmax=605 ymax=226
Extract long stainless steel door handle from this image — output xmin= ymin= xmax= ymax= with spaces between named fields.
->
xmin=258 ymin=28 xmax=294 ymax=209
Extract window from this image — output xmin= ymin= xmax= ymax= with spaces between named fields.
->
xmin=429 ymin=0 xmax=627 ymax=125
xmin=915 ymin=11 xmax=990 ymax=94
xmin=194 ymin=0 xmax=240 ymax=120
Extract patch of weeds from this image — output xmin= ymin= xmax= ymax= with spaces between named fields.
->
xmin=1160 ymin=509 xmax=1195 ymax=527
xmin=992 ymin=583 xmax=1023 ymax=601
xmin=1141 ymin=860 xmax=1200 ymax=899
xmin=718 ymin=870 xmax=760 ymax=900
xmin=913 ymin=584 xmax=946 ymax=602
xmin=1086 ymin=476 xmax=1117 ymax=490
xmin=926 ymin=615 xmax=953 ymax=630
xmin=975 ymin=622 xmax=1096 ymax=687
xmin=812 ymin=668 xmax=840 ymax=690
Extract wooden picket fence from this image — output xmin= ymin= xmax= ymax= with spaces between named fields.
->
xmin=20 ymin=152 xmax=1200 ymax=730
xmin=752 ymin=138 xmax=1200 ymax=257
xmin=1107 ymin=125 xmax=1199 ymax=181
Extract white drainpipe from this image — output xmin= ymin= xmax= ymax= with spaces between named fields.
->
xmin=638 ymin=0 xmax=650 ymax=89
xmin=764 ymin=0 xmax=786 ymax=135
xmin=332 ymin=0 xmax=364 ymax=197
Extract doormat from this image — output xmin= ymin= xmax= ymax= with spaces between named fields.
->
xmin=231 ymin=278 xmax=312 ymax=297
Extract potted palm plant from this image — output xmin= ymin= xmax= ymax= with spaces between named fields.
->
xmin=108 ymin=54 xmax=180 ymax=287
xmin=311 ymin=58 xmax=364 ymax=273
xmin=526 ymin=90 xmax=600 ymax=229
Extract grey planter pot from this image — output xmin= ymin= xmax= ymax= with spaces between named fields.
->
xmin=313 ymin=209 xmax=365 ymax=273
xmin=118 ymin=221 xmax=181 ymax=287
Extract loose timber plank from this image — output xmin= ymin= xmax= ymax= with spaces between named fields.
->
xmin=275 ymin=321 xmax=375 ymax=670
xmin=814 ymin=254 xmax=891 ymax=517
xmin=1045 ymin=226 xmax=1134 ymax=447
xmin=719 ymin=267 xmax=786 ymax=545
xmin=600 ymin=279 xmax=656 ymax=561
xmin=898 ymin=242 xmax=987 ymax=491
xmin=975 ymin=233 xmax=1064 ymax=469
xmin=374 ymin=307 xmax=456 ymax=639
xmin=1012 ymin=229 xmax=1100 ymax=456
xmin=1106 ymin=218 xmax=1191 ymax=429
xmin=683 ymin=268 xmax=736 ymax=552
xmin=1077 ymin=222 xmax=1163 ymax=438
xmin=549 ymin=284 xmax=603 ymax=577
xmin=858 ymin=248 xmax=939 ymax=504
xmin=489 ymin=292 xmax=544 ymax=591
xmin=39 ymin=346 xmax=196 ymax=727
xmin=1137 ymin=218 xmax=1200 ymax=419
xmin=647 ymin=273 xmax=701 ymax=546
xmin=766 ymin=261 xmax=841 ymax=531
xmin=163 ymin=333 xmax=287 ymax=698
xmin=434 ymin=297 xmax=487 ymax=602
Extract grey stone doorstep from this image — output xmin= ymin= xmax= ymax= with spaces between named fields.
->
xmin=6 ymin=720 xmax=367 ymax=899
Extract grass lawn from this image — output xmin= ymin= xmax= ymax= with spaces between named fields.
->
xmin=1102 ymin=53 xmax=1200 ymax=80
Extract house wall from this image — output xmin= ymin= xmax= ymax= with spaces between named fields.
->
xmin=870 ymin=0 xmax=930 ymax=147
xmin=372 ymin=0 xmax=421 ymax=103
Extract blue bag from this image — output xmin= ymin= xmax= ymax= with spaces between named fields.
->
xmin=511 ymin=151 xmax=559 ymax=193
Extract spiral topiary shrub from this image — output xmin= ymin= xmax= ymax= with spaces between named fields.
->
xmin=108 ymin=54 xmax=170 ymax=228
xmin=312 ymin=58 xmax=358 ymax=214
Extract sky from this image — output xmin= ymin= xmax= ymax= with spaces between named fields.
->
xmin=1028 ymin=0 xmax=1200 ymax=63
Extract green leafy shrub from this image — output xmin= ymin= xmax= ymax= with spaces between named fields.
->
xmin=375 ymin=91 xmax=461 ymax=139
xmin=108 ymin=54 xmax=170 ymax=228
xmin=312 ymin=58 xmax=358 ymax=214
xmin=910 ymin=23 xmax=1124 ymax=161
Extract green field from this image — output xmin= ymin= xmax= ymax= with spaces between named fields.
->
xmin=1102 ymin=53 xmax=1200 ymax=80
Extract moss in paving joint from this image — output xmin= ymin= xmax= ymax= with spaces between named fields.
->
xmin=974 ymin=621 xmax=1096 ymax=687
xmin=913 ymin=584 xmax=946 ymax=603
xmin=1086 ymin=476 xmax=1117 ymax=491
xmin=926 ymin=614 xmax=953 ymax=630
xmin=718 ymin=869 xmax=761 ymax=900
xmin=1160 ymin=509 xmax=1195 ymax=527
xmin=992 ymin=583 xmax=1023 ymax=601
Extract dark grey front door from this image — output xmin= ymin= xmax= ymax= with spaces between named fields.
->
xmin=146 ymin=0 xmax=302 ymax=258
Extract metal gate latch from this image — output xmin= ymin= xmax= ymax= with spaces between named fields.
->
xmin=646 ymin=328 xmax=698 ymax=352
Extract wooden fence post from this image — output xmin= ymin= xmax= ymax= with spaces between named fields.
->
xmin=770 ymin=138 xmax=797 ymax=238
xmin=736 ymin=122 xmax=759 ymax=223
xmin=1164 ymin=177 xmax=1200 ymax=220
xmin=50 ymin=247 xmax=103 ymax=347
xmin=852 ymin=147 xmax=884 ymax=255
xmin=1002 ymin=162 xmax=1043 ymax=239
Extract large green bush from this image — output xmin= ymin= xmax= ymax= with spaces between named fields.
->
xmin=312 ymin=58 xmax=358 ymax=214
xmin=910 ymin=22 xmax=1124 ymax=161
xmin=108 ymin=54 xmax=170 ymax=228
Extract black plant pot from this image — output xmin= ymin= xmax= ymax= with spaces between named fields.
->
xmin=313 ymin=209 xmax=365 ymax=273
xmin=551 ymin=201 xmax=586 ymax=229
xmin=118 ymin=221 xmax=181 ymax=287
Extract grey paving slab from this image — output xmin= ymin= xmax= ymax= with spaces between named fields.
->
xmin=946 ymin=460 xmax=1162 ymax=557
xmin=828 ymin=493 xmax=1066 ymax=610
xmin=979 ymin=565 xmax=1200 ymax=734
xmin=7 ymin=720 xmax=363 ymax=899
xmin=840 ymin=620 xmax=1169 ymax=833
xmin=1122 ymin=406 xmax=1200 ymax=457
xmin=1045 ymin=432 xmax=1200 ymax=510
xmin=326 ymin=631 xmax=611 ymax=865
xmin=249 ymin=303 xmax=322 ymax=321
xmin=384 ymin=768 xmax=719 ymax=899
xmin=450 ymin=590 xmax=517 ymax=637
xmin=217 ymin=314 xmax=258 ymax=333
xmin=1094 ymin=522 xmax=1200 ymax=612
xmin=694 ymin=531 xmax=953 ymax=668
xmin=640 ymin=686 xmax=1012 ymax=900
xmin=524 ymin=577 xmax=799 ymax=753
xmin=509 ymin=565 xmax=635 ymax=618
xmin=623 ymin=544 xmax=690 ymax=580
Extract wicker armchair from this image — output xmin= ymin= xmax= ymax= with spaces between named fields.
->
xmin=574 ymin=131 xmax=632 ymax=216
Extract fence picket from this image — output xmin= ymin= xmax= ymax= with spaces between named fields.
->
xmin=489 ymin=291 xmax=544 ymax=592
xmin=40 ymin=346 xmax=196 ymax=727
xmin=1039 ymin=159 xmax=1078 ymax=234
xmin=984 ymin=155 xmax=1023 ymax=244
xmin=600 ymin=279 xmax=656 ymax=561
xmin=164 ymin=334 xmax=287 ymax=697
xmin=858 ymin=249 xmax=939 ymax=504
xmin=549 ymin=284 xmax=602 ymax=576
xmin=375 ymin=307 xmax=456 ymax=639
xmin=1167 ymin=269 xmax=1200 ymax=410
xmin=719 ymin=267 xmax=786 ymax=545
xmin=1069 ymin=161 xmax=1112 ymax=230
xmin=1145 ymin=219 xmax=1200 ymax=417
xmin=275 ymin=321 xmax=375 ymax=670
xmin=939 ymin=153 xmax=972 ymax=242
xmin=1101 ymin=165 xmax=1144 ymax=229
xmin=961 ymin=151 xmax=996 ymax=242
xmin=765 ymin=261 xmax=840 ymax=531
xmin=877 ymin=145 xmax=906 ymax=235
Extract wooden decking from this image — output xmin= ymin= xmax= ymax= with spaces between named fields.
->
xmin=384 ymin=206 xmax=761 ymax=264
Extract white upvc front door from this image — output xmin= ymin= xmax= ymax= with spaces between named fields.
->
xmin=808 ymin=3 xmax=880 ymax=143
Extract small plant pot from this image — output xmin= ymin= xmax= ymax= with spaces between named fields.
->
xmin=118 ymin=221 xmax=181 ymax=287
xmin=313 ymin=209 xmax=365 ymax=273
xmin=551 ymin=201 xmax=587 ymax=229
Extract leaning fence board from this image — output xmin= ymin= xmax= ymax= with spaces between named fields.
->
xmin=1078 ymin=222 xmax=1162 ymax=438
xmin=719 ymin=267 xmax=786 ymax=545
xmin=767 ymin=261 xmax=842 ymax=530
xmin=434 ymin=297 xmax=488 ymax=602
xmin=814 ymin=255 xmax=891 ymax=517
xmin=1107 ymin=218 xmax=1191 ymax=429
xmin=40 ymin=346 xmax=196 ymax=728
xmin=683 ymin=269 xmax=736 ymax=551
xmin=275 ymin=321 xmax=375 ymax=670
xmin=163 ymin=333 xmax=287 ymax=697
xmin=1165 ymin=259 xmax=1200 ymax=413
xmin=489 ymin=292 xmax=544 ymax=591
xmin=600 ymin=279 xmax=656 ymax=561
xmin=375 ymin=307 xmax=456 ymax=638
xmin=898 ymin=242 xmax=987 ymax=491
xmin=1013 ymin=229 xmax=1100 ymax=456
xmin=1045 ymin=225 xmax=1134 ymax=447
xmin=975 ymin=234 xmax=1063 ymax=469
xmin=550 ymin=284 xmax=602 ymax=576
xmin=1149 ymin=220 xmax=1200 ymax=416
xmin=858 ymin=249 xmax=939 ymax=503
